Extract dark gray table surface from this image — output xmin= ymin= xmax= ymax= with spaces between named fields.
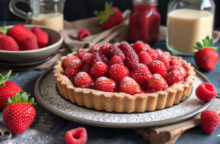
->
xmin=0 ymin=41 xmax=220 ymax=144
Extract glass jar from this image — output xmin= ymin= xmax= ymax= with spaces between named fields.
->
xmin=129 ymin=0 xmax=161 ymax=45
xmin=166 ymin=0 xmax=215 ymax=55
xmin=9 ymin=0 xmax=65 ymax=31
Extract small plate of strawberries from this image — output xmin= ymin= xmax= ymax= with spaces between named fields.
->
xmin=0 ymin=24 xmax=63 ymax=65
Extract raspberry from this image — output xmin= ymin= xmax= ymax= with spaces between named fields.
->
xmin=63 ymin=55 xmax=80 ymax=69
xmin=77 ymin=49 xmax=88 ymax=60
xmin=89 ymin=44 xmax=100 ymax=53
xmin=64 ymin=66 xmax=79 ymax=81
xmin=77 ymin=28 xmax=91 ymax=41
xmin=95 ymin=77 xmax=117 ymax=92
xmin=196 ymin=83 xmax=217 ymax=101
xmin=168 ymin=65 xmax=186 ymax=77
xmin=157 ymin=52 xmax=171 ymax=69
xmin=146 ymin=49 xmax=159 ymax=60
xmin=119 ymin=77 xmax=141 ymax=95
xmin=132 ymin=41 xmax=150 ymax=54
xmin=91 ymin=52 xmax=103 ymax=66
xmin=65 ymin=127 xmax=87 ymax=144
xmin=170 ymin=59 xmax=184 ymax=67
xmin=109 ymin=56 xmax=124 ymax=66
xmin=148 ymin=60 xmax=167 ymax=76
xmin=108 ymin=64 xmax=129 ymax=82
xmin=138 ymin=51 xmax=153 ymax=65
xmin=155 ymin=49 xmax=163 ymax=57
xmin=119 ymin=42 xmax=137 ymax=57
xmin=90 ymin=62 xmax=108 ymax=78
xmin=201 ymin=110 xmax=220 ymax=134
xmin=68 ymin=59 xmax=82 ymax=70
xmin=74 ymin=72 xmax=94 ymax=88
xmin=165 ymin=70 xmax=184 ymax=85
xmin=146 ymin=74 xmax=168 ymax=92
xmin=99 ymin=43 xmax=111 ymax=54
xmin=106 ymin=45 xmax=125 ymax=60
xmin=130 ymin=64 xmax=152 ymax=85
xmin=124 ymin=53 xmax=139 ymax=69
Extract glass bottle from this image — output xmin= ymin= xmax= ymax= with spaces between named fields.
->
xmin=166 ymin=0 xmax=215 ymax=55
xmin=129 ymin=0 xmax=161 ymax=45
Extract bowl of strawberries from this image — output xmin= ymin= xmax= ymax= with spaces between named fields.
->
xmin=0 ymin=24 xmax=63 ymax=63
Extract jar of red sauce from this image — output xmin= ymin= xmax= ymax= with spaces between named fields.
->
xmin=129 ymin=0 xmax=160 ymax=45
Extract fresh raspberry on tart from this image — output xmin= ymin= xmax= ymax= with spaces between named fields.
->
xmin=54 ymin=42 xmax=195 ymax=113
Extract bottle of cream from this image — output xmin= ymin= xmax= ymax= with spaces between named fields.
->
xmin=166 ymin=0 xmax=215 ymax=55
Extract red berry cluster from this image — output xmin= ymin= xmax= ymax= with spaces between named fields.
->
xmin=63 ymin=41 xmax=188 ymax=95
xmin=0 ymin=24 xmax=49 ymax=51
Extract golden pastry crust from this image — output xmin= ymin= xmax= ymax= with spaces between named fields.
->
xmin=54 ymin=54 xmax=195 ymax=113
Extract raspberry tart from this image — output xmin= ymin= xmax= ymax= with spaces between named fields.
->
xmin=54 ymin=41 xmax=195 ymax=113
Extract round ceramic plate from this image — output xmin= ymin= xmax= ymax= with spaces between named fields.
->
xmin=35 ymin=69 xmax=213 ymax=128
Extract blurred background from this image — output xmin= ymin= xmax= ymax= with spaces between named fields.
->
xmin=0 ymin=0 xmax=220 ymax=29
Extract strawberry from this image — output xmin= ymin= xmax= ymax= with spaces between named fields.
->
xmin=99 ymin=43 xmax=111 ymax=54
xmin=130 ymin=64 xmax=152 ymax=85
xmin=74 ymin=72 xmax=94 ymax=88
xmin=64 ymin=61 xmax=80 ymax=80
xmin=168 ymin=65 xmax=186 ymax=77
xmin=68 ymin=59 xmax=82 ymax=70
xmin=106 ymin=45 xmax=125 ymax=60
xmin=90 ymin=62 xmax=108 ymax=78
xmin=77 ymin=28 xmax=91 ymax=41
xmin=194 ymin=36 xmax=219 ymax=71
xmin=19 ymin=36 xmax=39 ymax=51
xmin=148 ymin=60 xmax=167 ymax=76
xmin=119 ymin=77 xmax=141 ymax=95
xmin=77 ymin=49 xmax=88 ymax=60
xmin=133 ymin=41 xmax=150 ymax=54
xmin=157 ymin=52 xmax=171 ymax=69
xmin=0 ymin=70 xmax=22 ymax=109
xmin=146 ymin=49 xmax=159 ymax=60
xmin=0 ymin=35 xmax=19 ymax=51
xmin=95 ymin=77 xmax=117 ymax=92
xmin=165 ymin=70 xmax=184 ymax=85
xmin=196 ymin=82 xmax=217 ymax=101
xmin=109 ymin=55 xmax=124 ymax=66
xmin=138 ymin=51 xmax=153 ymax=65
xmin=146 ymin=74 xmax=168 ymax=92
xmin=65 ymin=127 xmax=87 ymax=144
xmin=94 ymin=2 xmax=124 ymax=30
xmin=8 ymin=24 xmax=35 ymax=44
xmin=170 ymin=59 xmax=184 ymax=67
xmin=63 ymin=55 xmax=80 ymax=69
xmin=3 ymin=91 xmax=36 ymax=134
xmin=89 ymin=45 xmax=100 ymax=53
xmin=200 ymin=110 xmax=220 ymax=134
xmin=82 ymin=53 xmax=92 ymax=64
xmin=0 ymin=33 xmax=6 ymax=38
xmin=119 ymin=42 xmax=136 ymax=57
xmin=31 ymin=26 xmax=49 ymax=47
xmin=108 ymin=64 xmax=129 ymax=82
xmin=155 ymin=49 xmax=163 ymax=57
xmin=91 ymin=52 xmax=103 ymax=66
xmin=100 ymin=53 xmax=109 ymax=64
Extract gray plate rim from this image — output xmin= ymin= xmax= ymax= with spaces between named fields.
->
xmin=34 ymin=69 xmax=213 ymax=128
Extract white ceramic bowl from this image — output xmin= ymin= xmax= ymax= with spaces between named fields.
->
xmin=0 ymin=25 xmax=63 ymax=63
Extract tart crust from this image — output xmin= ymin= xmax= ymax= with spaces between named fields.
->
xmin=54 ymin=54 xmax=196 ymax=113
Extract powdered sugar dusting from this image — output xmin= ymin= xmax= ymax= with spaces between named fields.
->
xmin=37 ymin=70 xmax=217 ymax=125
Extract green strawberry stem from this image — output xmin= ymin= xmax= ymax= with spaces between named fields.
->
xmin=94 ymin=2 xmax=117 ymax=24
xmin=194 ymin=36 xmax=219 ymax=51
xmin=0 ymin=70 xmax=18 ymax=88
xmin=8 ymin=91 xmax=36 ymax=105
xmin=0 ymin=25 xmax=10 ymax=34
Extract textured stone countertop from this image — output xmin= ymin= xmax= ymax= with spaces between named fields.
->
xmin=0 ymin=41 xmax=220 ymax=144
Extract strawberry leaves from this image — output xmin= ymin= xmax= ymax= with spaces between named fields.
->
xmin=94 ymin=2 xmax=117 ymax=24
xmin=0 ymin=70 xmax=18 ymax=87
xmin=8 ymin=91 xmax=35 ymax=105
xmin=194 ymin=36 xmax=219 ymax=51
xmin=0 ymin=26 xmax=10 ymax=34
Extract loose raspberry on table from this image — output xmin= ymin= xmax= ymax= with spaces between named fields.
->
xmin=95 ymin=77 xmax=117 ymax=92
xmin=138 ymin=51 xmax=153 ymax=65
xmin=130 ymin=64 xmax=152 ymax=85
xmin=148 ymin=60 xmax=167 ymax=76
xmin=90 ymin=62 xmax=108 ymax=78
xmin=119 ymin=77 xmax=141 ymax=95
xmin=77 ymin=28 xmax=91 ymax=41
xmin=65 ymin=127 xmax=87 ymax=144
xmin=74 ymin=72 xmax=94 ymax=88
xmin=108 ymin=64 xmax=129 ymax=82
xmin=201 ymin=110 xmax=220 ymax=134
xmin=196 ymin=83 xmax=217 ymax=101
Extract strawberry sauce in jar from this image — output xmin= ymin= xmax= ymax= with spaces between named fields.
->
xmin=129 ymin=0 xmax=160 ymax=45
